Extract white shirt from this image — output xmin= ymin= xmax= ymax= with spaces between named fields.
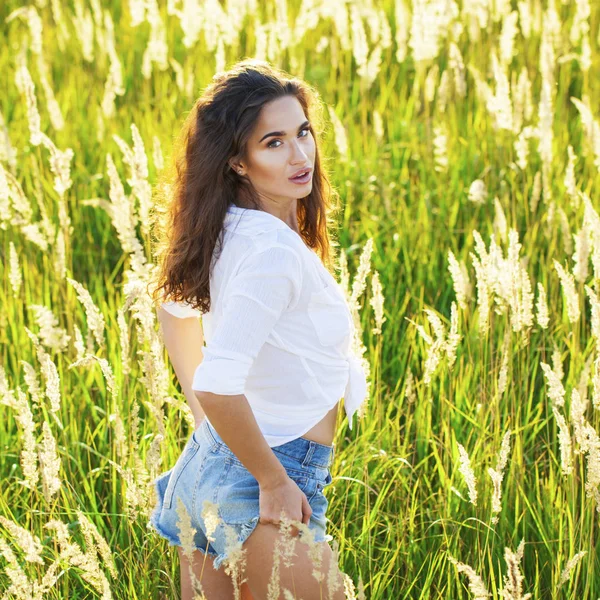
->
xmin=161 ymin=203 xmax=368 ymax=447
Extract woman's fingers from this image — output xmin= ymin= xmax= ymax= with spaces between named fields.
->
xmin=258 ymin=476 xmax=312 ymax=536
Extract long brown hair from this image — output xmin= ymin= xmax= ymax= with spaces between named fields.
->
xmin=149 ymin=59 xmax=341 ymax=315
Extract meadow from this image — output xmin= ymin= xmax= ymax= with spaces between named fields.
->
xmin=1 ymin=0 xmax=599 ymax=598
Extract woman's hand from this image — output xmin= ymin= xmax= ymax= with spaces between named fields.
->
xmin=258 ymin=475 xmax=312 ymax=537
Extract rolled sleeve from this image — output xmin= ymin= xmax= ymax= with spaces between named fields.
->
xmin=161 ymin=300 xmax=202 ymax=319
xmin=192 ymin=244 xmax=302 ymax=396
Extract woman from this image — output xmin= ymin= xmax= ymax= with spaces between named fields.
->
xmin=149 ymin=59 xmax=368 ymax=600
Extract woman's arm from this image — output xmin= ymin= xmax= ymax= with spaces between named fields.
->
xmin=190 ymin=245 xmax=303 ymax=479
xmin=188 ymin=246 xmax=313 ymax=532
xmin=194 ymin=390 xmax=288 ymax=488
xmin=157 ymin=306 xmax=206 ymax=426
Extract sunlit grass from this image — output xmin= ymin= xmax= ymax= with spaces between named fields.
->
xmin=1 ymin=0 xmax=599 ymax=598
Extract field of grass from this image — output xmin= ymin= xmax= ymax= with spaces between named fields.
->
xmin=1 ymin=0 xmax=600 ymax=598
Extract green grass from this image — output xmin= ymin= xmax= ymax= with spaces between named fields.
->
xmin=1 ymin=0 xmax=600 ymax=598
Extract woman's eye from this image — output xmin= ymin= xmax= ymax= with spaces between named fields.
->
xmin=267 ymin=126 xmax=311 ymax=148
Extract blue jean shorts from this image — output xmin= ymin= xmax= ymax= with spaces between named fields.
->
xmin=148 ymin=418 xmax=335 ymax=571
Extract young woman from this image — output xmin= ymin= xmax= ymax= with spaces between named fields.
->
xmin=149 ymin=59 xmax=367 ymax=600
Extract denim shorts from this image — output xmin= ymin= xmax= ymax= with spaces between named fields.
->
xmin=148 ymin=418 xmax=335 ymax=571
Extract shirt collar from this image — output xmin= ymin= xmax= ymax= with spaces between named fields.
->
xmin=224 ymin=203 xmax=328 ymax=273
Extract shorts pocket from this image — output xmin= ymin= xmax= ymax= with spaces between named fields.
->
xmin=164 ymin=442 xmax=202 ymax=509
xmin=217 ymin=443 xmax=245 ymax=469
xmin=284 ymin=468 xmax=310 ymax=494
xmin=307 ymin=283 xmax=352 ymax=348
xmin=224 ymin=455 xmax=311 ymax=496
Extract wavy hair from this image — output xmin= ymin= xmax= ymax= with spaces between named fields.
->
xmin=149 ymin=59 xmax=341 ymax=315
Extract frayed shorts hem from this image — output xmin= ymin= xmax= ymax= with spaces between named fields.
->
xmin=147 ymin=510 xmax=261 ymax=571
xmin=147 ymin=516 xmax=218 ymax=559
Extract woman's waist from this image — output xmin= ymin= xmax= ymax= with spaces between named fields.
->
xmin=244 ymin=389 xmax=340 ymax=418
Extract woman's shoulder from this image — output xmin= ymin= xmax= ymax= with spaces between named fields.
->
xmin=228 ymin=235 xmax=303 ymax=282
xmin=223 ymin=206 xmax=306 ymax=258
xmin=223 ymin=221 xmax=303 ymax=265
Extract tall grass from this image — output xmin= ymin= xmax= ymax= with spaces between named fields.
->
xmin=1 ymin=0 xmax=599 ymax=597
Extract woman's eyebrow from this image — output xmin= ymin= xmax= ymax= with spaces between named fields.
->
xmin=258 ymin=120 xmax=310 ymax=143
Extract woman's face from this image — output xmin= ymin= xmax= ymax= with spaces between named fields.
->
xmin=237 ymin=95 xmax=316 ymax=202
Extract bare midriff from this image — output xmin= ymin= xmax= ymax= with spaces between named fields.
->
xmin=299 ymin=401 xmax=339 ymax=447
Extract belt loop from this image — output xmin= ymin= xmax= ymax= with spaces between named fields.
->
xmin=302 ymin=442 xmax=316 ymax=467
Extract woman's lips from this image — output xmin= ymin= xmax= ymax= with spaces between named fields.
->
xmin=289 ymin=170 xmax=312 ymax=184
